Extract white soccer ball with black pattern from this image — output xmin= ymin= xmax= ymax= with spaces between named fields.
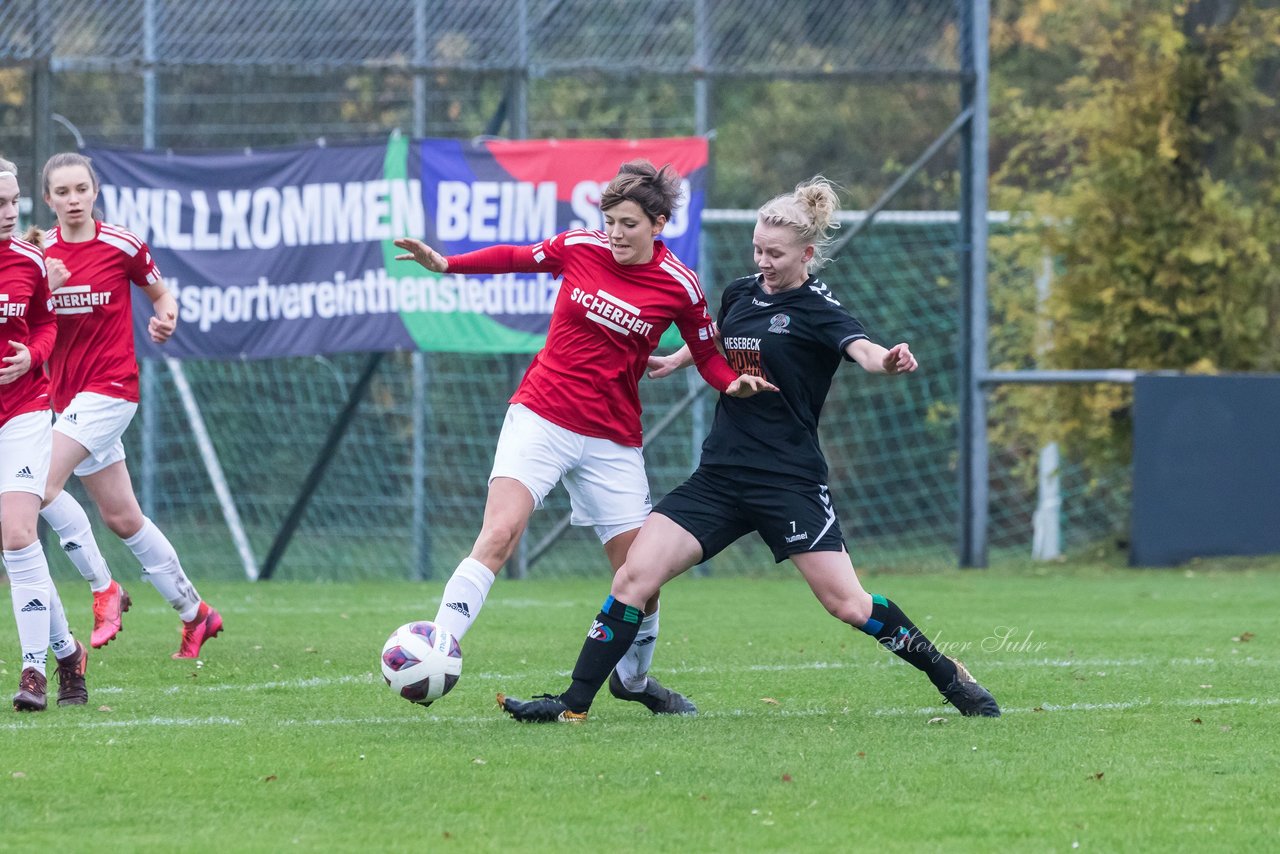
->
xmin=380 ymin=621 xmax=463 ymax=706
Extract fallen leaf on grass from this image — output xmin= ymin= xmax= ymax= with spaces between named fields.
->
xmin=856 ymin=752 xmax=866 ymax=759
xmin=97 ymin=705 xmax=112 ymax=712
xmin=1033 ymin=706 xmax=1045 ymax=712
xmin=1191 ymin=717 xmax=1202 ymax=724
xmin=760 ymin=697 xmax=780 ymax=706
xmin=1232 ymin=632 xmax=1255 ymax=643
xmin=781 ymin=774 xmax=793 ymax=783
xmin=472 ymin=758 xmax=487 ymax=765
xmin=264 ymin=775 xmax=277 ymax=782
xmin=1089 ymin=772 xmax=1104 ymax=781
xmin=927 ymin=717 xmax=948 ymax=725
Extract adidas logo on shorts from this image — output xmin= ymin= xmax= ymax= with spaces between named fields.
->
xmin=15 ymin=466 xmax=33 ymax=479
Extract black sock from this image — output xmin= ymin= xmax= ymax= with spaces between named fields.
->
xmin=560 ymin=596 xmax=643 ymax=712
xmin=859 ymin=594 xmax=958 ymax=691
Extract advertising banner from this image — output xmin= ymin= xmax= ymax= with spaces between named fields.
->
xmin=87 ymin=136 xmax=708 ymax=359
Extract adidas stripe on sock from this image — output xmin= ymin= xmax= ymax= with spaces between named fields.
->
xmin=41 ymin=491 xmax=114 ymax=593
xmin=6 ymin=542 xmax=54 ymax=676
xmin=432 ymin=557 xmax=495 ymax=641
xmin=614 ymin=607 xmax=660 ymax=692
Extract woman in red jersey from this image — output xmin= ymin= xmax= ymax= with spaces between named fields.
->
xmin=36 ymin=152 xmax=221 ymax=660
xmin=0 ymin=157 xmax=88 ymax=710
xmin=395 ymin=160 xmax=774 ymax=713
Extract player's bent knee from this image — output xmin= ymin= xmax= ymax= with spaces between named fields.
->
xmin=472 ymin=524 xmax=524 ymax=566
xmin=611 ymin=563 xmax=659 ymax=605
xmin=828 ymin=599 xmax=872 ymax=628
xmin=102 ymin=509 xmax=145 ymax=539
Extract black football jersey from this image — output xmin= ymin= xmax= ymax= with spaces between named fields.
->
xmin=698 ymin=274 xmax=869 ymax=480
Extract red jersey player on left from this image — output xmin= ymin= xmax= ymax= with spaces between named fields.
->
xmin=34 ymin=152 xmax=221 ymax=660
xmin=0 ymin=156 xmax=89 ymax=711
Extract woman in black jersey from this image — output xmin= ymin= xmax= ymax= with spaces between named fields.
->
xmin=498 ymin=177 xmax=999 ymax=722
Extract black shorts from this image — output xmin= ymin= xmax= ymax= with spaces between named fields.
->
xmin=654 ymin=465 xmax=846 ymax=564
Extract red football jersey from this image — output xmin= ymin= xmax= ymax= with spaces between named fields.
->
xmin=447 ymin=231 xmax=735 ymax=447
xmin=43 ymin=222 xmax=162 ymax=412
xmin=0 ymin=237 xmax=56 ymax=428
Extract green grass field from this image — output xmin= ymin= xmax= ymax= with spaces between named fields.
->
xmin=2 ymin=558 xmax=1278 ymax=852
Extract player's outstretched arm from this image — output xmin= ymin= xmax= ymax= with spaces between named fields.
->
xmin=647 ymin=345 xmax=694 ymax=379
xmin=846 ymin=339 xmax=918 ymax=375
xmin=394 ymin=237 xmax=449 ymax=273
xmin=725 ymin=374 xmax=778 ymax=398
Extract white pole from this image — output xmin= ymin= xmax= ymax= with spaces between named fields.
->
xmin=165 ymin=358 xmax=260 ymax=580
xmin=1031 ymin=253 xmax=1062 ymax=560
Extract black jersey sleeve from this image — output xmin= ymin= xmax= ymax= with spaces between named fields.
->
xmin=806 ymin=279 xmax=870 ymax=360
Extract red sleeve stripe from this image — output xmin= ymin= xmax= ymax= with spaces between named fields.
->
xmin=7 ymin=240 xmax=46 ymax=276
xmin=564 ymin=231 xmax=610 ymax=249
xmin=659 ymin=258 xmax=702 ymax=304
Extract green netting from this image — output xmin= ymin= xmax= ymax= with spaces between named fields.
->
xmin=57 ymin=211 xmax=1129 ymax=585
xmin=86 ymin=214 xmax=944 ymax=581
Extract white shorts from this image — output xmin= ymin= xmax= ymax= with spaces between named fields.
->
xmin=0 ymin=410 xmax=53 ymax=497
xmin=490 ymin=404 xmax=651 ymax=543
xmin=54 ymin=392 xmax=138 ymax=477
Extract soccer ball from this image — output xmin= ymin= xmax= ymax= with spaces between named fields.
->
xmin=380 ymin=621 xmax=463 ymax=706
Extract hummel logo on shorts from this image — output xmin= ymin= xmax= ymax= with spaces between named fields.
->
xmin=446 ymin=602 xmax=471 ymax=618
xmin=15 ymin=466 xmax=33 ymax=479
xmin=20 ymin=599 xmax=47 ymax=613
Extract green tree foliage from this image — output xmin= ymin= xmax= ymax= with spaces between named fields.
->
xmin=991 ymin=0 xmax=1280 ymax=475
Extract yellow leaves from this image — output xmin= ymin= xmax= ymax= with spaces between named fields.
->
xmin=1156 ymin=113 xmax=1179 ymax=161
xmin=1182 ymin=244 xmax=1218 ymax=266
xmin=1185 ymin=358 xmax=1218 ymax=375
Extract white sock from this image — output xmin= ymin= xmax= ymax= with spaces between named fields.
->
xmin=40 ymin=491 xmax=114 ymax=593
xmin=124 ymin=518 xmax=201 ymax=621
xmin=47 ymin=583 xmax=77 ymax=660
xmin=5 ymin=542 xmax=53 ymax=676
xmin=432 ymin=557 xmax=496 ymax=641
xmin=614 ymin=608 xmax=660 ymax=692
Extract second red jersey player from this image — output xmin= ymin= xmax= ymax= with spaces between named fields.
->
xmin=36 ymin=151 xmax=222 ymax=661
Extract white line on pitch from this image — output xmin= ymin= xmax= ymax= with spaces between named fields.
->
xmin=2 ymin=695 xmax=1276 ymax=732
xmin=73 ymin=654 xmax=1275 ymax=700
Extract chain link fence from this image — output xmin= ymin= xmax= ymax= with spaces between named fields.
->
xmin=0 ymin=1 xmax=1012 ymax=580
